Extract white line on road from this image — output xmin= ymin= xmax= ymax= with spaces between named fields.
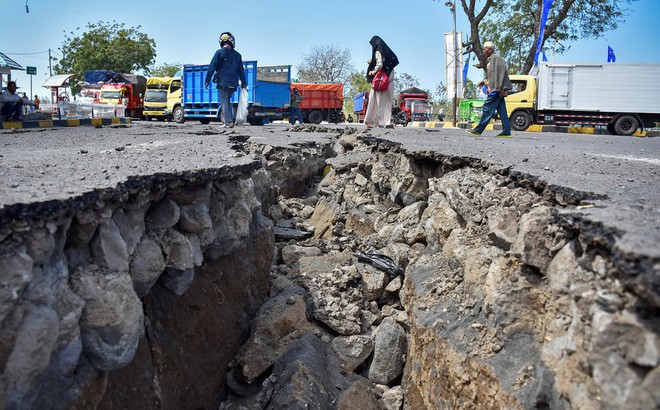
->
xmin=593 ymin=154 xmax=660 ymax=166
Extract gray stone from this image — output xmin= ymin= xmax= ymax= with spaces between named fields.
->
xmin=368 ymin=318 xmax=406 ymax=385
xmin=167 ymin=182 xmax=212 ymax=205
xmin=487 ymin=206 xmax=519 ymax=250
xmin=90 ymin=219 xmax=129 ymax=272
xmin=129 ymin=235 xmax=166 ymax=297
xmin=146 ymin=198 xmax=180 ymax=230
xmin=546 ymin=240 xmax=579 ymax=294
xmin=162 ymin=229 xmax=194 ymax=271
xmin=112 ymin=207 xmax=147 ymax=255
xmin=66 ymin=219 xmax=98 ymax=248
xmin=3 ymin=304 xmax=60 ymax=408
xmin=159 ymin=267 xmax=195 ymax=296
xmin=24 ymin=227 xmax=56 ymax=266
xmin=0 ymin=251 xmax=33 ymax=323
xmin=360 ymin=267 xmax=387 ymax=301
xmin=511 ymin=206 xmax=553 ymax=272
xmin=381 ymin=385 xmax=404 ymax=410
xmin=281 ymin=245 xmax=323 ymax=266
xmin=71 ymin=269 xmax=144 ymax=371
xmin=238 ymin=291 xmax=311 ymax=382
xmin=384 ymin=276 xmax=402 ymax=294
xmin=331 ymin=335 xmax=374 ymax=371
xmin=178 ymin=202 xmax=213 ymax=233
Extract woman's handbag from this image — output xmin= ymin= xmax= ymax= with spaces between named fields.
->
xmin=371 ymin=69 xmax=390 ymax=92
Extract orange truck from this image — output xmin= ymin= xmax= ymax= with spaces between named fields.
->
xmin=290 ymin=83 xmax=344 ymax=124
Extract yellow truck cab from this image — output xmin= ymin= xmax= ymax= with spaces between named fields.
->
xmin=504 ymin=74 xmax=536 ymax=131
xmin=143 ymin=75 xmax=182 ymax=121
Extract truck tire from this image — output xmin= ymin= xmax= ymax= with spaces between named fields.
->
xmin=510 ymin=110 xmax=532 ymax=131
xmin=308 ymin=110 xmax=323 ymax=124
xmin=199 ymin=118 xmax=211 ymax=125
xmin=613 ymin=115 xmax=639 ymax=136
xmin=248 ymin=118 xmax=264 ymax=126
xmin=173 ymin=106 xmax=185 ymax=124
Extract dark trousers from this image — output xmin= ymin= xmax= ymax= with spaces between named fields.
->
xmin=473 ymin=93 xmax=511 ymax=134
xmin=1 ymin=101 xmax=23 ymax=120
xmin=290 ymin=107 xmax=304 ymax=124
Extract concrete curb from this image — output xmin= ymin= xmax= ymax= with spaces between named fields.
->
xmin=1 ymin=117 xmax=132 ymax=130
xmin=408 ymin=121 xmax=655 ymax=137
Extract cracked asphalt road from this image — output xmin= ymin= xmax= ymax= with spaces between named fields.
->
xmin=1 ymin=121 xmax=658 ymax=258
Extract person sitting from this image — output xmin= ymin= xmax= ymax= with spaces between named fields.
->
xmin=0 ymin=81 xmax=34 ymax=121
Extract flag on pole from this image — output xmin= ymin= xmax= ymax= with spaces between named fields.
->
xmin=462 ymin=54 xmax=470 ymax=85
xmin=608 ymin=46 xmax=616 ymax=62
xmin=533 ymin=0 xmax=554 ymax=66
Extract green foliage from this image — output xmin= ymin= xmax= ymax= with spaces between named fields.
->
xmin=150 ymin=62 xmax=181 ymax=77
xmin=344 ymin=70 xmax=370 ymax=113
xmin=55 ymin=21 xmax=156 ymax=91
xmin=463 ymin=78 xmax=477 ymax=99
xmin=478 ymin=0 xmax=637 ymax=73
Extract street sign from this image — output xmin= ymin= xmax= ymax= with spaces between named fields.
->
xmin=26 ymin=66 xmax=37 ymax=75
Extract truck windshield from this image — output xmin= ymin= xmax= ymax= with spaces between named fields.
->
xmin=408 ymin=101 xmax=431 ymax=113
xmin=100 ymin=91 xmax=122 ymax=100
xmin=145 ymin=90 xmax=168 ymax=103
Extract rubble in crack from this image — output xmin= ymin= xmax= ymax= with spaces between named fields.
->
xmin=222 ymin=128 xmax=659 ymax=410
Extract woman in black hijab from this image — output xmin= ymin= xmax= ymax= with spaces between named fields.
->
xmin=365 ymin=36 xmax=399 ymax=128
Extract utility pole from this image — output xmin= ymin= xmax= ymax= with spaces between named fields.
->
xmin=451 ymin=0 xmax=457 ymax=127
xmin=48 ymin=49 xmax=53 ymax=76
xmin=445 ymin=0 xmax=458 ymax=127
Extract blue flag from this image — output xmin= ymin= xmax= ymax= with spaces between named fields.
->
xmin=608 ymin=46 xmax=616 ymax=62
xmin=533 ymin=0 xmax=554 ymax=66
xmin=462 ymin=55 xmax=469 ymax=85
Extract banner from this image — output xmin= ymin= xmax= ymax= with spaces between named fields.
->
xmin=533 ymin=0 xmax=554 ymax=66
xmin=608 ymin=46 xmax=616 ymax=62
xmin=444 ymin=32 xmax=463 ymax=99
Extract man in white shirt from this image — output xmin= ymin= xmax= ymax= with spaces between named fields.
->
xmin=1 ymin=81 xmax=34 ymax=121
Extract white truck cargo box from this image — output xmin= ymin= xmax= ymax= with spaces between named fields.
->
xmin=537 ymin=62 xmax=660 ymax=113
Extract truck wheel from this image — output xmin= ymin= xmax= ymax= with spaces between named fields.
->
xmin=173 ymin=106 xmax=185 ymax=124
xmin=248 ymin=118 xmax=264 ymax=126
xmin=510 ymin=110 xmax=532 ymax=131
xmin=308 ymin=111 xmax=323 ymax=124
xmin=199 ymin=118 xmax=211 ymax=125
xmin=614 ymin=115 xmax=639 ymax=136
xmin=606 ymin=123 xmax=616 ymax=135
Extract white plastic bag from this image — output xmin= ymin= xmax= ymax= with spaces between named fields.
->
xmin=235 ymin=87 xmax=249 ymax=125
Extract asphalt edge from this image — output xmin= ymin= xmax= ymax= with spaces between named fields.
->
xmin=1 ymin=117 xmax=132 ymax=130
xmin=408 ymin=121 xmax=657 ymax=137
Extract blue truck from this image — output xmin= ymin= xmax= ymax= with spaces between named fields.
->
xmin=176 ymin=61 xmax=291 ymax=125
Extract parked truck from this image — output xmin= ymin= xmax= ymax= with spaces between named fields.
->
xmin=143 ymin=76 xmax=179 ymax=121
xmin=292 ymin=83 xmax=344 ymax=124
xmin=85 ymin=71 xmax=147 ymax=118
xmin=178 ymin=61 xmax=292 ymax=125
xmin=393 ymin=87 xmax=432 ymax=124
xmin=353 ymin=87 xmax=431 ymax=126
xmin=505 ymin=62 xmax=660 ymax=135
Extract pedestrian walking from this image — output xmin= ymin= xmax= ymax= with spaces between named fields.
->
xmin=364 ymin=36 xmax=399 ymax=128
xmin=466 ymin=41 xmax=513 ymax=137
xmin=289 ymin=87 xmax=304 ymax=125
xmin=205 ymin=32 xmax=247 ymax=128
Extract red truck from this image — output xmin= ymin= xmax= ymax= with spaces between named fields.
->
xmin=353 ymin=86 xmax=431 ymax=126
xmin=393 ymin=87 xmax=431 ymax=125
xmin=291 ymin=83 xmax=344 ymax=124
xmin=97 ymin=73 xmax=147 ymax=118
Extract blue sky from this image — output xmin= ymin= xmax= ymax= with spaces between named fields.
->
xmin=1 ymin=0 xmax=659 ymax=98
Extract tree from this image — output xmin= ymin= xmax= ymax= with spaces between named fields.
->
xmin=150 ymin=62 xmax=181 ymax=77
xmin=344 ymin=70 xmax=370 ymax=114
xmin=455 ymin=0 xmax=636 ymax=74
xmin=55 ymin=21 xmax=156 ymax=91
xmin=297 ymin=45 xmax=354 ymax=83
xmin=392 ymin=72 xmax=420 ymax=94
